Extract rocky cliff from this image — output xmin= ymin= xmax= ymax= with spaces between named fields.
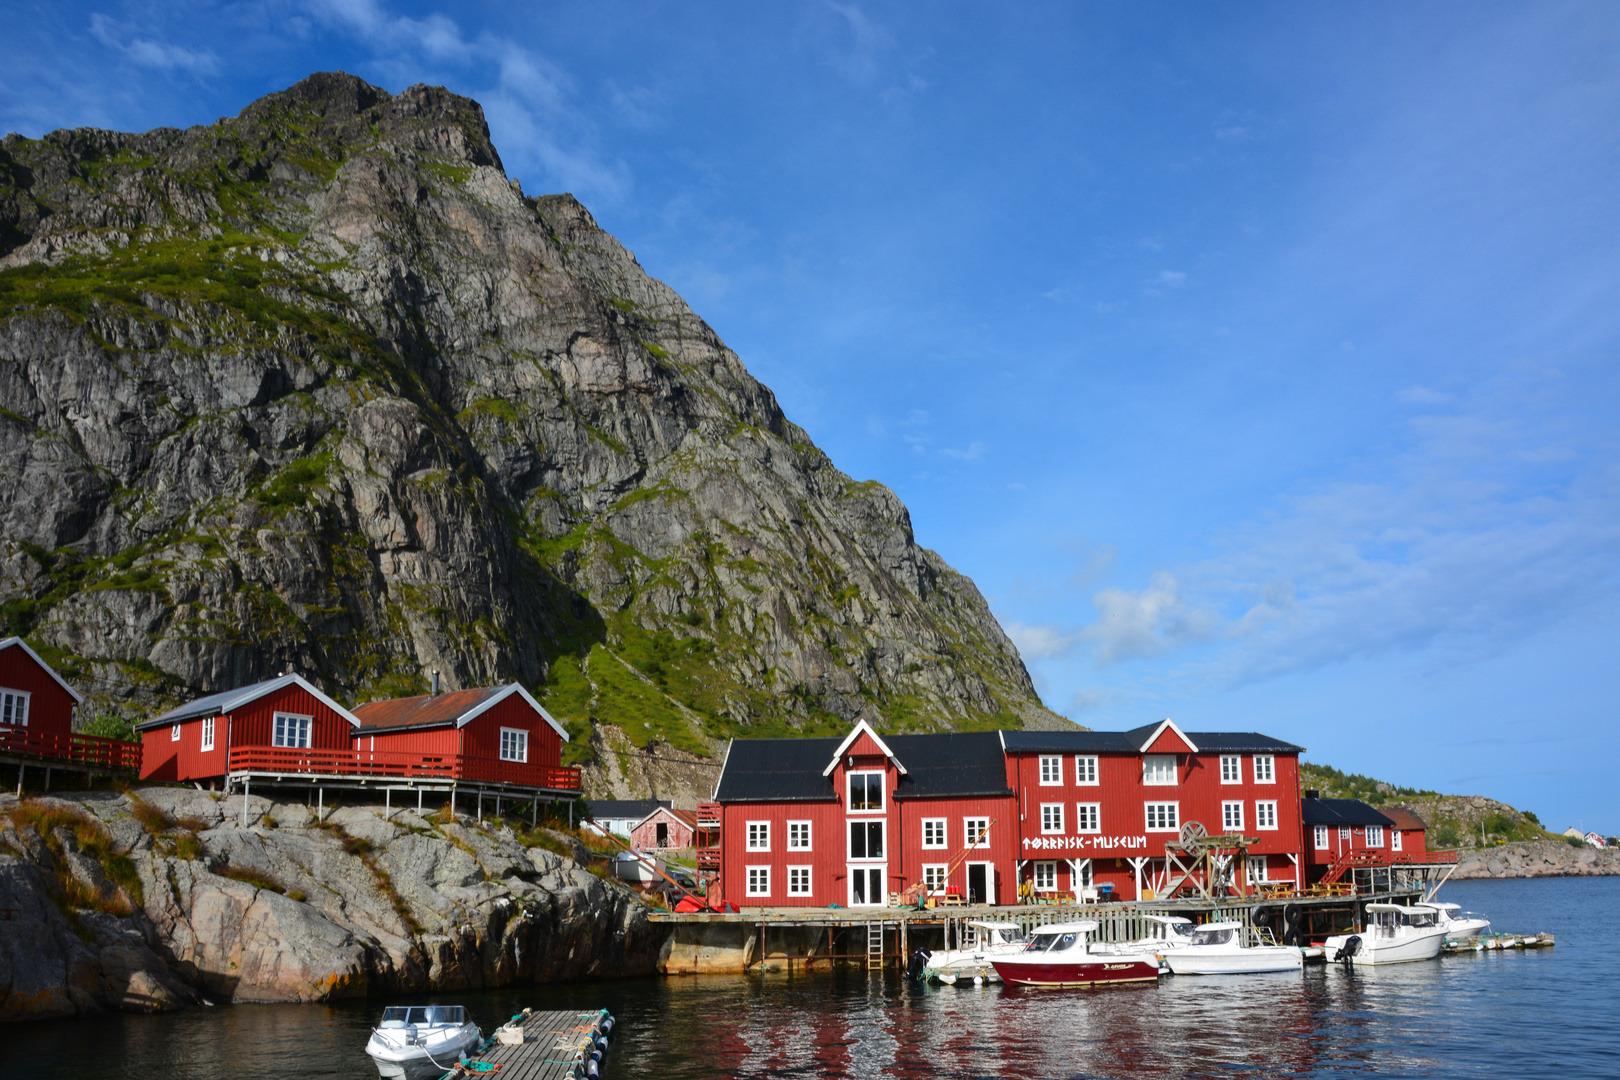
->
xmin=0 ymin=72 xmax=1065 ymax=791
xmin=0 ymin=787 xmax=662 ymax=1022
xmin=1452 ymin=840 xmax=1620 ymax=879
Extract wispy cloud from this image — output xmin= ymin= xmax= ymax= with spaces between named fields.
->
xmin=89 ymin=14 xmax=219 ymax=76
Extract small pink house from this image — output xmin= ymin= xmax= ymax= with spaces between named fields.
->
xmin=631 ymin=806 xmax=696 ymax=851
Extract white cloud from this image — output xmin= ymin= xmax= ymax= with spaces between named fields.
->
xmin=89 ymin=14 xmax=219 ymax=76
xmin=940 ymin=440 xmax=985 ymax=460
xmin=1397 ymin=385 xmax=1454 ymax=405
xmin=1003 ymin=620 xmax=1081 ymax=660
xmin=1083 ymin=571 xmax=1217 ymax=665
xmin=1156 ymin=270 xmax=1187 ymax=287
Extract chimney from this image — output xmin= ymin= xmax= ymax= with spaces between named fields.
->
xmin=431 ymin=671 xmax=441 ymax=696
xmin=1305 ymin=789 xmax=1320 ymax=800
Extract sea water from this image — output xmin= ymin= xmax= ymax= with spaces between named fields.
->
xmin=2 ymin=876 xmax=1612 ymax=1078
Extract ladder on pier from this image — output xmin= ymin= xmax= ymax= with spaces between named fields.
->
xmin=867 ymin=921 xmax=885 ymax=970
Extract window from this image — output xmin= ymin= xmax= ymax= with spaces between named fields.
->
xmin=0 ymin=688 xmax=29 ymax=726
xmin=849 ymin=820 xmax=885 ymax=860
xmin=1366 ymin=825 xmax=1384 ymax=848
xmin=1039 ymin=755 xmax=1062 ymax=785
xmin=1220 ymin=755 xmax=1241 ymax=784
xmin=171 ymin=723 xmax=182 ymax=742
xmin=1314 ymin=826 xmax=1329 ymax=850
xmin=1041 ymin=803 xmax=1064 ymax=834
xmin=1222 ymin=800 xmax=1243 ymax=832
xmin=1143 ymin=754 xmax=1177 ymax=785
xmin=1076 ymin=803 xmax=1101 ymax=834
xmin=1075 ymin=755 xmax=1098 ymax=785
xmin=746 ymin=867 xmax=770 ymax=897
xmin=272 ymin=712 xmax=312 ymax=749
xmin=787 ymin=821 xmax=812 ymax=851
xmin=1339 ymin=826 xmax=1351 ymax=842
xmin=921 ymin=818 xmax=947 ymax=849
xmin=746 ymin=822 xmax=770 ymax=851
xmin=201 ymin=716 xmax=215 ymax=752
xmin=922 ymin=864 xmax=948 ymax=894
xmin=787 ymin=866 xmax=812 ymax=896
xmin=1033 ymin=861 xmax=1057 ymax=892
xmin=499 ymin=728 xmax=528 ymax=762
xmin=1391 ymin=830 xmax=1403 ymax=852
xmin=1145 ymin=802 xmax=1179 ymax=832
xmin=847 ymin=771 xmax=884 ymax=811
xmin=964 ymin=818 xmax=991 ymax=848
xmin=1253 ymin=755 xmax=1275 ymax=784
xmin=1247 ymin=855 xmax=1268 ymax=884
xmin=1256 ymin=800 xmax=1278 ymax=830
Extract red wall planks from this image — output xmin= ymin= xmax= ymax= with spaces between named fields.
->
xmin=0 ymin=643 xmax=77 ymax=736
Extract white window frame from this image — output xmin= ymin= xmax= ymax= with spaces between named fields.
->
xmin=1247 ymin=855 xmax=1268 ymax=884
xmin=0 ymin=688 xmax=29 ymax=727
xmin=847 ymin=770 xmax=885 ymax=812
xmin=201 ymin=716 xmax=215 ymax=752
xmin=1339 ymin=826 xmax=1351 ymax=842
xmin=1220 ymin=755 xmax=1241 ymax=784
xmin=964 ymin=817 xmax=991 ymax=848
xmin=1040 ymin=803 xmax=1064 ymax=835
xmin=1033 ymin=860 xmax=1057 ymax=892
xmin=1145 ymin=801 xmax=1179 ymax=832
xmin=1143 ymin=754 xmax=1177 ymax=786
xmin=1075 ymin=754 xmax=1098 ymax=785
xmin=787 ymin=866 xmax=812 ymax=896
xmin=272 ymin=711 xmax=313 ymax=749
xmin=1256 ymin=800 xmax=1278 ymax=831
xmin=921 ymin=818 xmax=947 ymax=849
xmin=1076 ymin=802 xmax=1101 ymax=834
xmin=746 ymin=866 xmax=770 ymax=897
xmin=171 ymin=723 xmax=182 ymax=742
xmin=1314 ymin=825 xmax=1329 ymax=850
xmin=921 ymin=863 xmax=949 ymax=895
xmin=746 ymin=821 xmax=770 ymax=852
xmin=1038 ymin=755 xmax=1063 ymax=785
xmin=1391 ymin=830 xmax=1403 ymax=852
xmin=499 ymin=727 xmax=528 ymax=763
xmin=848 ymin=818 xmax=886 ymax=861
xmin=1366 ymin=825 xmax=1385 ymax=848
xmin=1222 ymin=800 xmax=1243 ymax=832
xmin=1253 ymin=754 xmax=1275 ymax=784
xmin=787 ymin=820 xmax=812 ymax=851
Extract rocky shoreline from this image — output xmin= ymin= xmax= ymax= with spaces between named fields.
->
xmin=0 ymin=787 xmax=666 ymax=1023
xmin=1451 ymin=840 xmax=1620 ymax=879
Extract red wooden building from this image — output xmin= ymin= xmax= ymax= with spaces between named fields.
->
xmin=136 ymin=674 xmax=359 ymax=783
xmin=1001 ymin=719 xmax=1306 ymax=901
xmin=1 ymin=636 xmax=139 ymax=773
xmin=708 ymin=722 xmax=1018 ymax=908
xmin=631 ymin=806 xmax=697 ymax=851
xmin=1301 ymin=795 xmax=1428 ymax=884
xmin=350 ymin=683 xmax=575 ymax=792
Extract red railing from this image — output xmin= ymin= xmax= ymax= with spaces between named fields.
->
xmin=696 ymin=802 xmax=722 ymax=827
xmin=1322 ymin=845 xmax=1461 ymax=884
xmin=227 ymin=745 xmax=581 ymax=791
xmin=0 ymin=725 xmax=142 ymax=770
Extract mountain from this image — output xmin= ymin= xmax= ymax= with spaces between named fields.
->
xmin=0 ymin=72 xmax=1066 ymax=795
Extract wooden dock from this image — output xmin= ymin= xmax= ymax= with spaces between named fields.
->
xmin=1443 ymin=932 xmax=1556 ymax=953
xmin=445 ymin=1007 xmax=615 ymax=1080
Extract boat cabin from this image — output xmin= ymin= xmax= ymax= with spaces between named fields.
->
xmin=964 ymin=921 xmax=1027 ymax=951
xmin=1366 ymin=903 xmax=1440 ymax=933
xmin=1185 ymin=922 xmax=1243 ymax=947
xmin=1021 ymin=920 xmax=1099 ymax=954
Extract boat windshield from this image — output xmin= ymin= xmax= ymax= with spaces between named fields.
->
xmin=1026 ymin=932 xmax=1080 ymax=953
xmin=381 ymin=1006 xmax=465 ymax=1026
xmin=994 ymin=928 xmax=1027 ymax=945
xmin=1406 ymin=911 xmax=1438 ymax=927
xmin=1188 ymin=928 xmax=1235 ymax=946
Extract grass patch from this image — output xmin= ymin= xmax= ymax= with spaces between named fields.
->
xmin=129 ymin=796 xmax=177 ymax=836
xmin=216 ymin=864 xmax=286 ymax=894
xmin=5 ymin=800 xmax=141 ymax=915
xmin=319 ymin=821 xmax=423 ymax=936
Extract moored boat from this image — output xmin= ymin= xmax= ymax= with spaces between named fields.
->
xmin=1087 ymin=914 xmax=1198 ymax=969
xmin=1159 ymin=921 xmax=1304 ymax=975
xmin=365 ymin=1005 xmax=482 ymax=1080
xmin=916 ymin=920 xmax=1028 ymax=984
xmin=1430 ymin=901 xmax=1490 ymax=939
xmin=989 ymin=921 xmax=1161 ymax=988
xmin=1323 ymin=903 xmax=1448 ymax=966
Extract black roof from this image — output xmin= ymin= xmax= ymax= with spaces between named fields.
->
xmin=1300 ymin=798 xmax=1395 ymax=827
xmin=586 ymin=799 xmax=671 ymax=819
xmin=1000 ymin=729 xmax=1304 ymax=754
xmin=714 ymin=731 xmax=1012 ymax=803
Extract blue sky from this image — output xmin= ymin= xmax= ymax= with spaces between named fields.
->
xmin=5 ymin=2 xmax=1618 ymax=831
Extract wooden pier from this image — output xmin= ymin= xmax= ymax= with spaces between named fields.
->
xmin=446 ymin=1007 xmax=614 ymax=1080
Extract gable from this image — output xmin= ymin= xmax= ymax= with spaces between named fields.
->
xmin=822 ymin=719 xmax=906 ymax=776
xmin=1133 ymin=718 xmax=1199 ymax=755
xmin=0 ymin=637 xmax=84 ymax=704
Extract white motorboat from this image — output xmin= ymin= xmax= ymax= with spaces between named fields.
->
xmin=913 ymin=920 xmax=1028 ymax=984
xmin=1160 ymin=921 xmax=1304 ymax=975
xmin=1430 ymin=901 xmax=1491 ymax=939
xmin=366 ymin=1005 xmax=482 ymax=1080
xmin=1088 ymin=914 xmax=1199 ymax=969
xmin=1323 ymin=903 xmax=1448 ymax=966
xmin=989 ymin=921 xmax=1162 ymax=988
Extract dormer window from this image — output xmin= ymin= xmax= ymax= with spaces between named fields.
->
xmin=1143 ymin=754 xmax=1177 ymax=785
xmin=848 ymin=771 xmax=884 ymax=812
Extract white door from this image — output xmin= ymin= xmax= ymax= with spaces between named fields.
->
xmin=849 ymin=865 xmax=886 ymax=907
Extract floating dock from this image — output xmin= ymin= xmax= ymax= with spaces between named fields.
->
xmin=1443 ymin=932 xmax=1556 ymax=953
xmin=445 ymin=1007 xmax=614 ymax=1080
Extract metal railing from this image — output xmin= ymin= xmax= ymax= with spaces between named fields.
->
xmin=227 ymin=745 xmax=581 ymax=791
xmin=0 ymin=725 xmax=141 ymax=770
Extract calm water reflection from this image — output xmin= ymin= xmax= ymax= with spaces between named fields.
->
xmin=3 ymin=877 xmax=1611 ymax=1078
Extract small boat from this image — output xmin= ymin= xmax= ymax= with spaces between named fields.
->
xmin=366 ymin=1005 xmax=482 ymax=1080
xmin=1430 ymin=901 xmax=1491 ymax=939
xmin=989 ymin=921 xmax=1161 ymax=988
xmin=915 ymin=920 xmax=1028 ymax=984
xmin=1087 ymin=914 xmax=1199 ymax=969
xmin=1323 ymin=903 xmax=1448 ymax=966
xmin=1159 ymin=921 xmax=1304 ymax=975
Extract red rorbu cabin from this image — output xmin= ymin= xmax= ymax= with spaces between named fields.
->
xmin=136 ymin=674 xmax=359 ymax=783
xmin=0 ymin=637 xmax=139 ymax=772
xmin=351 ymin=684 xmax=577 ymax=793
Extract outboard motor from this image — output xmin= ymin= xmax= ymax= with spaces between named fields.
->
xmin=907 ymin=948 xmax=932 ymax=981
xmin=1334 ymin=935 xmax=1363 ymax=965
